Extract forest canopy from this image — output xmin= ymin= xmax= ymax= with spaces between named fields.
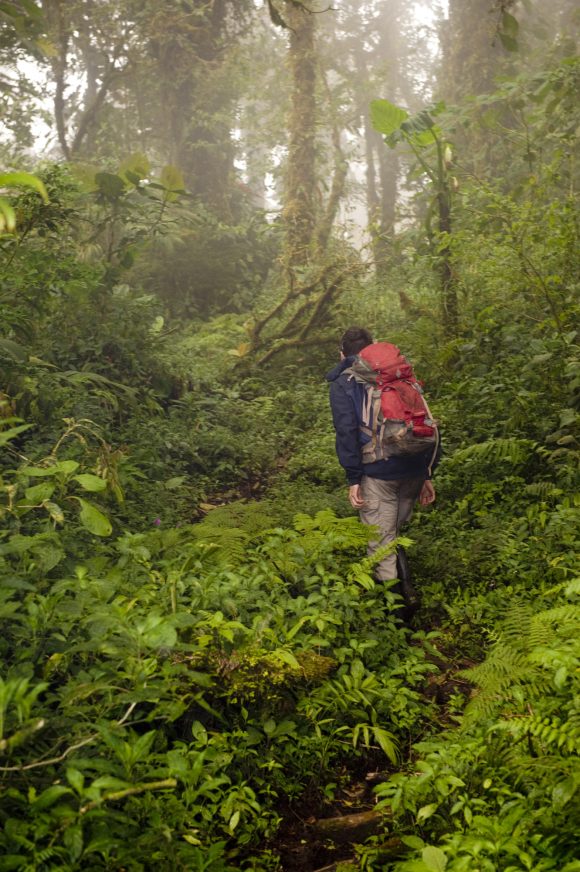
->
xmin=0 ymin=1 xmax=579 ymax=870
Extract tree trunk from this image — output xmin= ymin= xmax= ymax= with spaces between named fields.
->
xmin=439 ymin=0 xmax=504 ymax=103
xmin=377 ymin=138 xmax=397 ymax=237
xmin=316 ymin=100 xmax=348 ymax=253
xmin=438 ymin=183 xmax=457 ymax=333
xmin=149 ymin=0 xmax=240 ymax=220
xmin=283 ymin=1 xmax=317 ymax=267
xmin=43 ymin=0 xmax=71 ymax=160
xmin=361 ymin=0 xmax=403 ymax=273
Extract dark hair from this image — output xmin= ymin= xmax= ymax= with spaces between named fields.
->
xmin=340 ymin=326 xmax=373 ymax=357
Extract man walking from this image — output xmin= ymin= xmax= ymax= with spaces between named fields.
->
xmin=327 ymin=326 xmax=437 ymax=591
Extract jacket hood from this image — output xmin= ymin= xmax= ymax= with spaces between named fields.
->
xmin=325 ymin=356 xmax=355 ymax=382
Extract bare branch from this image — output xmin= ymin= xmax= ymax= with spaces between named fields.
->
xmin=0 ymin=701 xmax=139 ymax=773
xmin=80 ymin=779 xmax=177 ymax=815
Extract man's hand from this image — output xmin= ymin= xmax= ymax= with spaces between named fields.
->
xmin=348 ymin=484 xmax=365 ymax=509
xmin=418 ymin=480 xmax=435 ymax=507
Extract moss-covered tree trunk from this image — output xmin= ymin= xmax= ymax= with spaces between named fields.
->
xmin=283 ymin=1 xmax=317 ymax=268
xmin=437 ymin=181 xmax=457 ymax=334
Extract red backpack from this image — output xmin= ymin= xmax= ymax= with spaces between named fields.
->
xmin=346 ymin=342 xmax=439 ymax=468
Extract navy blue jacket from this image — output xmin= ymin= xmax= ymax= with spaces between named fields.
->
xmin=327 ymin=357 xmax=440 ymax=486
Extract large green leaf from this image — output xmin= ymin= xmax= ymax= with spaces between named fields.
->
xmin=58 ymin=460 xmax=80 ymax=475
xmin=159 ymin=165 xmax=185 ymax=202
xmin=0 ymin=338 xmax=28 ymax=361
xmin=0 ymin=198 xmax=16 ymax=232
xmin=552 ymin=776 xmax=576 ymax=810
xmin=401 ymin=109 xmax=441 ymax=147
xmin=31 ymin=785 xmax=73 ymax=811
xmin=370 ymin=99 xmax=408 ymax=136
xmin=0 ymin=171 xmax=48 ymax=202
xmin=21 ymin=459 xmax=79 ymax=477
xmin=422 ymin=846 xmax=448 ymax=872
xmin=73 ymin=474 xmax=107 ymax=493
xmin=20 ymin=465 xmax=61 ymax=478
xmin=95 ymin=172 xmax=125 ymax=200
xmin=77 ymin=498 xmax=112 ymax=536
xmin=399 ymin=127 xmax=439 ymax=149
xmin=119 ymin=152 xmax=151 ymax=185
xmin=502 ymin=11 xmax=519 ymax=37
xmin=499 ymin=32 xmax=519 ymax=52
xmin=0 ymin=170 xmax=48 ymax=230
xmin=0 ymin=423 xmax=33 ymax=446
xmin=402 ymin=108 xmax=435 ymax=133
xmin=138 ymin=613 xmax=178 ymax=648
xmin=24 ymin=483 xmax=55 ymax=503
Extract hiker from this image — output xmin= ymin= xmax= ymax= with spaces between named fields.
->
xmin=326 ymin=326 xmax=439 ymax=595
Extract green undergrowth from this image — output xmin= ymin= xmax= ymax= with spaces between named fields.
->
xmin=1 ymin=46 xmax=579 ymax=872
xmin=0 ymin=434 xmax=441 ymax=870
xmin=2 ymin=402 xmax=579 ymax=870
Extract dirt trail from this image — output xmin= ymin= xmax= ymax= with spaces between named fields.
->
xmin=272 ymin=648 xmax=476 ymax=871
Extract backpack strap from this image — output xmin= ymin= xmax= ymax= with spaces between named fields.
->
xmin=411 ymin=387 xmax=439 ymax=475
xmin=357 ymin=387 xmax=384 ymax=460
xmin=427 ymin=424 xmax=440 ymax=477
xmin=371 ymin=391 xmax=383 ymax=457
xmin=361 ymin=384 xmax=374 ymax=428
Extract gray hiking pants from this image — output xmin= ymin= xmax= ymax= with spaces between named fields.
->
xmin=359 ymin=476 xmax=424 ymax=581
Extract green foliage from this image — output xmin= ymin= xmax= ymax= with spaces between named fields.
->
xmin=0 ymin=461 xmax=430 ymax=866
xmin=0 ymin=169 xmax=48 ymax=232
xmin=136 ymin=210 xmax=279 ymax=318
xmin=0 ymin=17 xmax=579 ymax=870
xmin=373 ymin=588 xmax=580 ymax=872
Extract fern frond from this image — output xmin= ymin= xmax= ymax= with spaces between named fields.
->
xmin=452 ymin=437 xmax=537 ymax=465
xmin=196 ymin=501 xmax=276 ymax=535
xmin=462 ymin=645 xmax=529 ymax=692
xmin=499 ymin=713 xmax=580 ymax=756
xmin=498 ymin=602 xmax=534 ymax=649
xmin=462 ymin=644 xmax=552 ymax=724
xmin=190 ymin=528 xmax=249 ymax=567
xmin=191 ymin=501 xmax=277 ymax=566
xmin=293 ymin=510 xmax=372 ymax=547
xmin=462 ymin=596 xmax=579 ymax=727
xmin=530 ymin=604 xmax=580 ymax=632
xmin=525 ymin=481 xmax=563 ymax=500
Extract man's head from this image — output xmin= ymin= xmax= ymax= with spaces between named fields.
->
xmin=340 ymin=326 xmax=373 ymax=358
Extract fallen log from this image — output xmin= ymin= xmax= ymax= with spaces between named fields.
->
xmin=308 ymin=808 xmax=385 ymax=844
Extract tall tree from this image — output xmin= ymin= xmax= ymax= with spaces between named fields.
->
xmin=144 ymin=0 xmax=252 ymax=220
xmin=41 ymin=0 xmax=133 ymax=160
xmin=278 ymin=0 xmax=318 ymax=267
xmin=438 ymin=0 xmax=506 ymax=103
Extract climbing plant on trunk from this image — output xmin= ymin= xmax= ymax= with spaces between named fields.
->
xmin=272 ymin=0 xmax=318 ymax=269
xmin=371 ymin=98 xmax=458 ymax=335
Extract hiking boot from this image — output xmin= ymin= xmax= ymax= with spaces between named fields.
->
xmin=396 ymin=545 xmax=421 ymax=611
